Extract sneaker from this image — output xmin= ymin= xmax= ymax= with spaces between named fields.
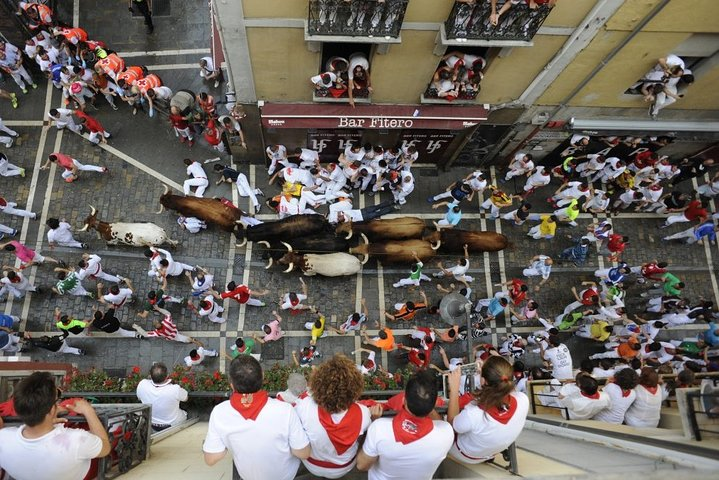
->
xmin=10 ymin=94 xmax=18 ymax=109
xmin=58 ymin=260 xmax=67 ymax=268
xmin=658 ymin=223 xmax=669 ymax=229
xmin=19 ymin=168 xmax=25 ymax=178
xmin=255 ymin=205 xmax=261 ymax=215
xmin=21 ymin=87 xmax=28 ymax=94
xmin=0 ymin=234 xmax=5 ymax=241
xmin=255 ymin=188 xmax=264 ymax=197
xmin=640 ymin=292 xmax=648 ymax=298
xmin=111 ymin=103 xmax=118 ymax=111
xmin=427 ymin=196 xmax=435 ymax=203
xmin=87 ymin=292 xmax=96 ymax=299
xmin=102 ymin=167 xmax=109 ymax=173
xmin=132 ymin=108 xmax=137 ymax=115
xmin=31 ymin=83 xmax=37 ymax=89
xmin=11 ymin=229 xmax=17 ymax=236
xmin=213 ymin=80 xmax=220 ymax=88
xmin=5 ymin=139 xmax=13 ymax=148
xmin=81 ymin=243 xmax=88 ymax=249
xmin=77 ymin=349 xmax=86 ymax=356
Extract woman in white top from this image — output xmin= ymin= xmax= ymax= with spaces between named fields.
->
xmin=447 ymin=356 xmax=529 ymax=464
xmin=624 ymin=367 xmax=666 ymax=428
xmin=592 ymin=368 xmax=638 ymax=424
xmin=295 ymin=354 xmax=380 ymax=478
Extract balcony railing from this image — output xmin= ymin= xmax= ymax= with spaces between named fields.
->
xmin=423 ymin=82 xmax=480 ymax=102
xmin=445 ymin=0 xmax=553 ymax=42
xmin=308 ymin=0 xmax=409 ymax=38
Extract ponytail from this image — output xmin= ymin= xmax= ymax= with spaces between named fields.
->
xmin=474 ymin=356 xmax=515 ymax=410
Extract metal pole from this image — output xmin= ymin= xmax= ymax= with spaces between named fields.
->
xmin=465 ymin=303 xmax=474 ymax=392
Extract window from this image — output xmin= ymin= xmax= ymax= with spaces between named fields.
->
xmin=313 ymin=43 xmax=373 ymax=104
xmin=423 ymin=46 xmax=490 ymax=102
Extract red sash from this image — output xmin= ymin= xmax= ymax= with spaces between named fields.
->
xmin=581 ymin=391 xmax=600 ymax=400
xmin=392 ymin=409 xmax=434 ymax=445
xmin=480 ymin=395 xmax=518 ymax=425
xmin=230 ymin=391 xmax=269 ymax=421
xmin=318 ymin=404 xmax=363 ymax=455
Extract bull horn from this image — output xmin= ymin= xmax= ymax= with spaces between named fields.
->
xmin=431 ymin=240 xmax=441 ymax=250
xmin=281 ymin=241 xmax=293 ymax=252
xmin=88 ymin=205 xmax=97 ymax=216
xmin=236 ymin=238 xmax=247 ymax=247
xmin=155 ymin=204 xmax=165 ymax=215
xmin=257 ymin=241 xmax=270 ymax=248
xmin=360 ymin=233 xmax=369 ymax=245
xmin=345 ymin=229 xmax=353 ymax=240
xmin=78 ymin=223 xmax=90 ymax=232
xmin=265 ymin=257 xmax=273 ymax=269
xmin=360 ymin=254 xmax=369 ymax=265
xmin=284 ymin=262 xmax=294 ymax=273
xmin=163 ymin=184 xmax=169 ymax=195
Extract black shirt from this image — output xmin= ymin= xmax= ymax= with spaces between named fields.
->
xmin=93 ymin=309 xmax=120 ymax=333
xmin=664 ymin=191 xmax=686 ymax=209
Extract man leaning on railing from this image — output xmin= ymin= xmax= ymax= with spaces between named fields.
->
xmin=0 ymin=371 xmax=111 ymax=480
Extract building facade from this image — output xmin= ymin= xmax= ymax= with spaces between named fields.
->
xmin=213 ymin=0 xmax=719 ymax=167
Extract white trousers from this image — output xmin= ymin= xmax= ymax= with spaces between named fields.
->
xmin=174 ymin=126 xmax=193 ymax=140
xmin=393 ymin=274 xmax=430 ymax=288
xmin=183 ymin=177 xmax=209 ymax=197
xmin=62 ymin=160 xmax=104 ymax=179
xmin=88 ymin=130 xmax=111 ymax=145
xmin=480 ymin=199 xmax=501 ymax=218
xmin=664 ymin=213 xmax=690 ymax=226
xmin=236 ymin=173 xmax=260 ymax=208
xmin=663 ymin=227 xmax=698 ymax=244
xmin=0 ymin=203 xmax=35 ymax=218
xmin=9 ymin=66 xmax=33 ymax=89
xmin=58 ymin=341 xmax=83 ymax=355
xmin=0 ymin=161 xmax=23 ymax=177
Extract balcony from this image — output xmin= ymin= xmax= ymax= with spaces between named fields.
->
xmin=307 ymin=0 xmax=408 ymax=41
xmin=442 ymin=0 xmax=554 ymax=46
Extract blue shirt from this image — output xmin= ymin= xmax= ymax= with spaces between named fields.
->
xmin=488 ymin=298 xmax=505 ymax=317
xmin=694 ymin=223 xmax=716 ymax=242
xmin=445 ymin=204 xmax=462 ymax=226
xmin=705 ymin=322 xmax=719 ymax=347
xmin=0 ymin=315 xmax=14 ymax=329
xmin=607 ymin=263 xmax=628 ymax=285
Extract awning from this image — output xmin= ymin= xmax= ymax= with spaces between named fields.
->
xmin=260 ymin=103 xmax=489 ymax=130
xmin=570 ymin=118 xmax=719 ymax=134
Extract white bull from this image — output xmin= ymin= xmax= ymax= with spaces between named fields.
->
xmin=278 ymin=243 xmax=361 ymax=277
xmin=80 ymin=206 xmax=179 ymax=247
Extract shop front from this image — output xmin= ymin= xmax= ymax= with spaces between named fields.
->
xmin=259 ymin=103 xmax=489 ymax=168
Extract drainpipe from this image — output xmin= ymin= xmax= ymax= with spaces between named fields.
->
xmin=211 ymin=0 xmax=235 ymax=96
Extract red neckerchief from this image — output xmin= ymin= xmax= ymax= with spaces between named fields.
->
xmin=392 ymin=408 xmax=434 ymax=445
xmin=581 ymin=391 xmax=600 ymax=400
xmin=229 ymin=391 xmax=269 ymax=421
xmin=318 ymin=404 xmax=363 ymax=455
xmin=643 ymin=385 xmax=658 ymax=395
xmin=621 ymin=388 xmax=632 ymax=398
xmin=479 ymin=395 xmax=518 ymax=425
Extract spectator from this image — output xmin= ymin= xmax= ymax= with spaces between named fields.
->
xmin=199 ymin=56 xmax=222 ymax=88
xmin=540 ymin=335 xmax=573 ymax=380
xmin=624 ymin=367 xmax=666 ymax=428
xmin=136 ymin=362 xmax=189 ymax=430
xmin=557 ymin=373 xmax=611 ymax=420
xmin=203 ymin=356 xmax=311 ymax=478
xmin=347 ymin=52 xmax=372 ymax=108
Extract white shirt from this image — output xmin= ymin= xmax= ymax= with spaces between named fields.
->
xmin=344 ymin=145 xmax=365 ymax=162
xmin=530 ymin=256 xmax=552 ymax=279
xmin=184 ymin=346 xmax=210 ymax=366
xmin=151 ymin=86 xmax=173 ymax=100
xmin=591 ymin=367 xmax=616 ymax=379
xmin=136 ymin=379 xmax=189 ymax=425
xmin=624 ymin=384 xmax=664 ymax=427
xmin=0 ymin=424 xmax=102 ymax=480
xmin=192 ymin=274 xmax=214 ymax=294
xmin=359 ymin=351 xmax=377 ymax=375
xmin=295 ymin=397 xmax=371 ymax=478
xmin=186 ymin=161 xmax=207 ymax=179
xmin=203 ymin=398 xmax=310 ymax=480
xmin=526 ymin=168 xmax=550 ymax=187
xmin=558 ymin=384 xmax=611 ymax=420
xmin=47 ymin=222 xmax=76 ymax=244
xmin=592 ymin=383 xmax=636 ymax=424
xmin=102 ymin=288 xmax=133 ymax=307
xmin=362 ymin=416 xmax=454 ymax=480
xmin=453 ymin=393 xmax=529 ymax=461
xmin=468 ymin=172 xmax=487 ymax=192
xmin=544 ymin=344 xmax=573 ymax=380
xmin=559 ymin=182 xmax=586 ymax=199
xmin=283 ymin=167 xmax=314 ymax=187
xmin=77 ymin=254 xmax=103 ymax=280
xmin=266 ymin=145 xmax=287 ymax=162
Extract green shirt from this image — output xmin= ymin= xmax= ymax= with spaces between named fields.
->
xmin=57 ymin=319 xmax=86 ymax=335
xmin=565 ymin=200 xmax=579 ymax=221
xmin=678 ymin=341 xmax=702 ymax=357
xmin=558 ymin=312 xmax=583 ymax=331
xmin=142 ymin=289 xmax=166 ymax=312
xmin=663 ymin=273 xmax=682 ymax=296
xmin=230 ymin=338 xmax=255 ymax=358
xmin=56 ymin=272 xmax=79 ymax=294
xmin=409 ymin=261 xmax=423 ymax=280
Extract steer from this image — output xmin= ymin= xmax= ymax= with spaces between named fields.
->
xmin=80 ymin=206 xmax=178 ymax=247
xmin=257 ymin=234 xmax=351 ymax=269
xmin=423 ymin=227 xmax=509 ymax=253
xmin=335 ymin=217 xmax=426 ymax=241
xmin=278 ymin=242 xmax=361 ymax=277
xmin=157 ymin=184 xmax=245 ymax=233
xmin=349 ymin=234 xmax=436 ymax=264
xmin=237 ymin=214 xmax=330 ymax=247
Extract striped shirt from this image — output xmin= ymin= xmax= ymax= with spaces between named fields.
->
xmin=146 ymin=315 xmax=178 ymax=340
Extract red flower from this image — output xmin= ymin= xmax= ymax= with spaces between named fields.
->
xmin=213 ymin=371 xmax=221 ymax=380
xmin=132 ymin=366 xmax=141 ymax=374
xmin=181 ymin=376 xmax=190 ymax=384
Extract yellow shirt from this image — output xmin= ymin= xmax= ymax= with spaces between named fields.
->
xmin=590 ymin=321 xmax=611 ymax=342
xmin=538 ymin=215 xmax=556 ymax=237
xmin=311 ymin=315 xmax=326 ymax=342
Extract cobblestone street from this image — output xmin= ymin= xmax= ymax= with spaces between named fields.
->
xmin=0 ymin=0 xmax=717 ymax=381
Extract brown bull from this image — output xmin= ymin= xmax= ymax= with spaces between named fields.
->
xmin=423 ymin=227 xmax=509 ymax=253
xmin=349 ymin=234 xmax=436 ymax=264
xmin=157 ymin=185 xmax=245 ymax=233
xmin=335 ymin=217 xmax=426 ymax=241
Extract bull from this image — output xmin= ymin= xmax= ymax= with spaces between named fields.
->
xmin=157 ymin=184 xmax=245 ymax=233
xmin=423 ymin=227 xmax=509 ymax=253
xmin=80 ymin=206 xmax=178 ymax=247
xmin=335 ymin=217 xmax=425 ymax=241
xmin=237 ymin=214 xmax=330 ymax=247
xmin=278 ymin=242 xmax=361 ymax=277
xmin=349 ymin=234 xmax=436 ymax=264
xmin=257 ymin=234 xmax=351 ymax=269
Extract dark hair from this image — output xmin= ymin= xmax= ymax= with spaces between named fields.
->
xmin=229 ymin=356 xmax=263 ymax=393
xmin=144 ymin=248 xmax=153 ymax=258
xmin=406 ymin=301 xmax=415 ymax=311
xmin=577 ymin=373 xmax=599 ymax=395
xmin=189 ymin=349 xmax=199 ymax=358
xmin=109 ymin=285 xmax=119 ymax=295
xmin=159 ymin=259 xmax=169 ymax=267
xmin=378 ymin=330 xmax=388 ymax=340
xmin=548 ymin=335 xmax=561 ymax=347
xmin=548 ymin=327 xmax=559 ymax=336
xmin=263 ymin=324 xmax=271 ymax=334
xmin=599 ymin=359 xmax=614 ymax=370
xmin=147 ymin=290 xmax=157 ymax=300
xmin=677 ymin=369 xmax=695 ymax=386
xmin=45 ymin=217 xmax=60 ymax=230
xmin=580 ymin=359 xmax=594 ymax=374
xmin=235 ymin=337 xmax=245 ymax=349
xmin=150 ymin=363 xmax=168 ymax=383
xmin=94 ymin=311 xmax=103 ymax=321
xmin=475 ymin=356 xmax=515 ymax=409
xmin=314 ymin=319 xmax=322 ymax=329
xmin=60 ymin=315 xmax=69 ymax=324
xmin=6 ymin=271 xmax=17 ymax=281
xmin=630 ymin=358 xmax=642 ymax=370
xmin=14 ymin=372 xmax=58 ymax=427
xmin=200 ymin=301 xmax=210 ymax=310
xmin=448 ymin=328 xmax=456 ymax=338
xmin=647 ymin=342 xmax=662 ymax=352
xmin=405 ymin=370 xmax=438 ymax=417
xmin=227 ymin=281 xmax=237 ymax=291
xmin=614 ymin=368 xmax=639 ymax=391
xmin=638 ymin=367 xmax=659 ymax=388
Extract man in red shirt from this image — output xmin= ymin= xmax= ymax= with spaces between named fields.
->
xmin=631 ymin=260 xmax=668 ymax=284
xmin=661 ymin=199 xmax=708 ymax=228
xmin=40 ymin=152 xmax=107 ymax=182
xmin=74 ymin=110 xmax=111 ymax=145
xmin=169 ymin=106 xmax=194 ymax=147
xmin=603 ymin=234 xmax=629 ymax=262
xmin=210 ymin=281 xmax=268 ymax=307
xmin=203 ymin=119 xmax=225 ymax=154
xmin=496 ymin=278 xmax=528 ymax=305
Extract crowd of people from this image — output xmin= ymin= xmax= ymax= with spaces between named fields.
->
xmin=0 ymin=3 xmax=717 ymax=480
